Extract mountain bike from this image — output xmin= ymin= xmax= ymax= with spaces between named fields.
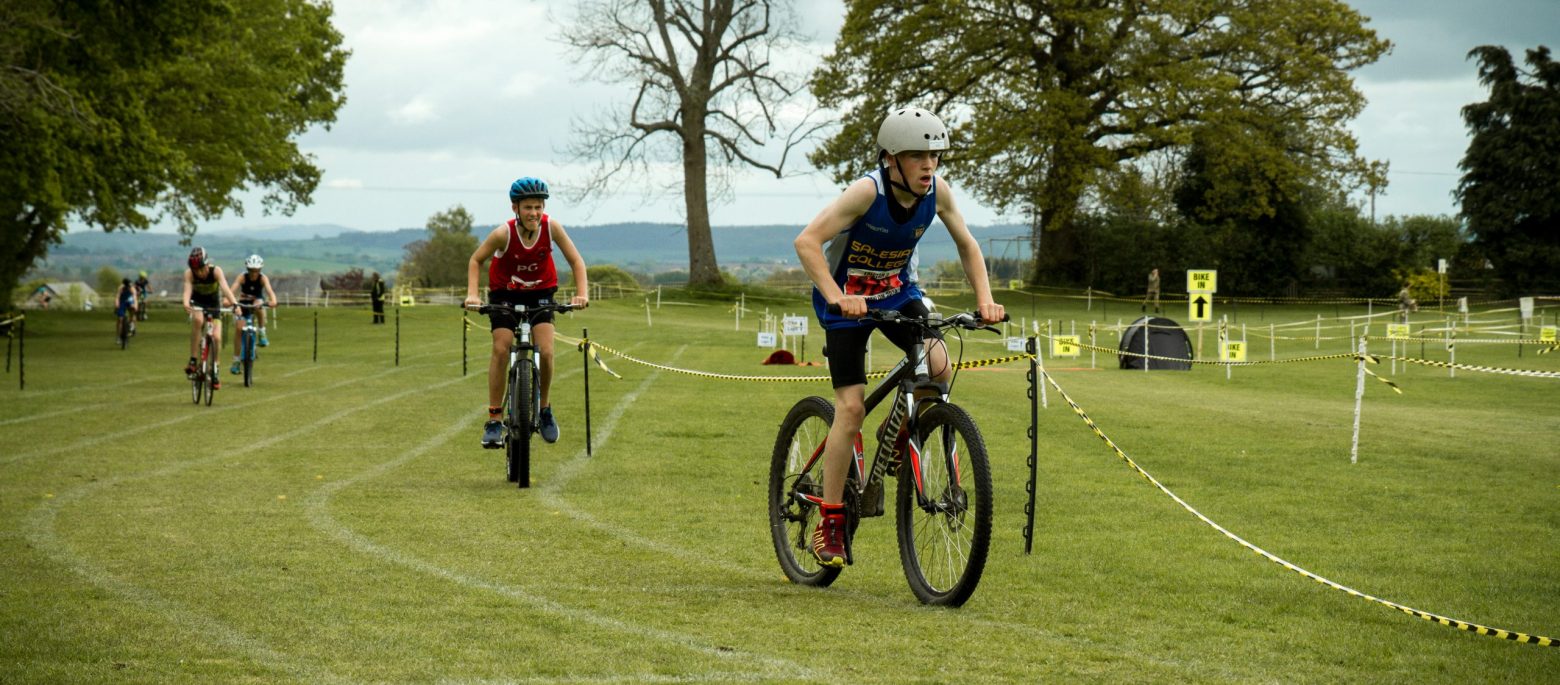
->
xmin=769 ymin=307 xmax=1005 ymax=606
xmin=465 ymin=302 xmax=580 ymax=488
xmin=235 ymin=301 xmax=266 ymax=387
xmin=190 ymin=306 xmax=223 ymax=406
xmin=116 ymin=309 xmax=132 ymax=350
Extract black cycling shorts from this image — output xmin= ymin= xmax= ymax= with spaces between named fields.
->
xmin=824 ymin=298 xmax=943 ymax=389
xmin=189 ymin=294 xmax=220 ymax=316
xmin=488 ymin=288 xmax=559 ymax=332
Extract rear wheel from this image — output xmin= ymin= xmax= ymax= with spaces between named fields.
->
xmin=508 ymin=358 xmax=535 ymax=487
xmin=895 ymin=401 xmax=991 ymax=607
xmin=118 ymin=317 xmax=129 ymax=349
xmin=769 ymin=396 xmax=843 ymax=587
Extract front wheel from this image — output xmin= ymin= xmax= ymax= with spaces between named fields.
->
xmin=242 ymin=330 xmax=255 ymax=387
xmin=769 ymin=396 xmax=843 ymax=588
xmin=507 ymin=357 xmax=535 ymax=487
xmin=896 ymin=402 xmax=992 ymax=607
xmin=203 ymin=352 xmax=217 ymax=406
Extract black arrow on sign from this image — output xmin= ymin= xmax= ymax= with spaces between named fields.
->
xmin=1192 ymin=294 xmax=1208 ymax=318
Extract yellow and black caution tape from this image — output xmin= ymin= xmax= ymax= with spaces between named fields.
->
xmin=573 ymin=339 xmax=623 ymax=379
xmin=1539 ymin=344 xmax=1559 ymax=355
xmin=1368 ymin=336 xmax=1553 ymax=345
xmin=1377 ymin=355 xmax=1560 ymax=379
xmin=1041 ymin=370 xmax=1556 ymax=647
xmin=584 ymin=340 xmax=832 ymax=382
xmin=1051 ymin=335 xmax=1362 ymax=367
xmin=575 ymin=339 xmax=1035 ymax=383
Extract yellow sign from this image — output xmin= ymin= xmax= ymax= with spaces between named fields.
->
xmin=1188 ymin=293 xmax=1213 ymax=322
xmin=1386 ymin=324 xmax=1410 ymax=339
xmin=398 ymin=295 xmax=415 ymax=306
xmin=1051 ymin=335 xmax=1081 ymax=357
xmin=1187 ymin=269 xmax=1218 ymax=293
xmin=1541 ymin=326 xmax=1557 ymax=343
xmin=1008 ymin=279 xmax=1024 ymax=290
xmin=1220 ymin=340 xmax=1247 ymax=362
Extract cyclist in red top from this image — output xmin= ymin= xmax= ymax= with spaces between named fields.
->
xmin=464 ymin=177 xmax=590 ymax=448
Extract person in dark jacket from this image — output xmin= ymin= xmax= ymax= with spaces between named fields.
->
xmin=369 ymin=273 xmax=386 ymax=324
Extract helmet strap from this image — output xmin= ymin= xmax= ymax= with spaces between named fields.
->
xmin=881 ymin=154 xmax=927 ymax=205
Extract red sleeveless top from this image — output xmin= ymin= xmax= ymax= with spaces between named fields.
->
xmin=488 ymin=215 xmax=558 ymax=291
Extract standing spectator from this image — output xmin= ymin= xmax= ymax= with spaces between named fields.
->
xmin=369 ymin=273 xmax=386 ymax=324
xmin=1142 ymin=268 xmax=1161 ymax=313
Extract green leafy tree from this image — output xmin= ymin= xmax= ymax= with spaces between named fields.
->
xmin=1456 ymin=45 xmax=1560 ymax=294
xmin=810 ymin=0 xmax=1388 ymax=284
xmin=0 ymin=0 xmax=348 ymax=293
xmin=94 ymin=266 xmax=122 ymax=298
xmin=559 ymin=0 xmax=825 ymax=286
xmin=400 ymin=206 xmax=479 ymax=288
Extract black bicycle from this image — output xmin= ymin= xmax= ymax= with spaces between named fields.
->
xmin=466 ymin=302 xmax=579 ymax=488
xmin=769 ymin=307 xmax=1004 ymax=606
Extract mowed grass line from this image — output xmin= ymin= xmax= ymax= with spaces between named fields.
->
xmin=0 ymin=300 xmax=1556 ymax=682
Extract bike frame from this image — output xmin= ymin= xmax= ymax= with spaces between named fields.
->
xmin=504 ymin=310 xmax=541 ymax=429
xmin=793 ymin=324 xmax=956 ymax=510
xmin=237 ymin=303 xmax=263 ymax=363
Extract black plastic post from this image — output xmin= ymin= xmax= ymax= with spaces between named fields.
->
xmin=395 ymin=305 xmax=400 ymax=366
xmin=18 ymin=319 xmax=24 ymax=390
xmin=1023 ymin=335 xmax=1038 ymax=554
xmin=582 ymin=327 xmax=593 ymax=458
xmin=313 ymin=310 xmax=318 ymax=362
xmin=461 ymin=312 xmax=467 ymax=377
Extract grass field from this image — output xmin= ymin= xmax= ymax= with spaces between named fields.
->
xmin=1 ymin=293 xmax=1557 ymax=683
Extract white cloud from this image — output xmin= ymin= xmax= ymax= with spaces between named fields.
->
xmin=389 ymin=96 xmax=438 ymax=125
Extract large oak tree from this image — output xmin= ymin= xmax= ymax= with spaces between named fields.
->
xmin=1457 ymin=45 xmax=1560 ymax=294
xmin=560 ymin=0 xmax=822 ymax=286
xmin=1 ymin=0 xmax=348 ymax=292
xmin=809 ymin=0 xmax=1388 ymax=284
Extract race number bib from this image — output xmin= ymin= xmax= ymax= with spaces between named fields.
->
xmin=843 ymin=268 xmax=904 ymax=301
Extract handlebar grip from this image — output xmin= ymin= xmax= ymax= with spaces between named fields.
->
xmin=825 ymin=303 xmax=841 ymax=316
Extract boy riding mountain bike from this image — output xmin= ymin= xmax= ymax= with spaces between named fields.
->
xmin=231 ymin=254 xmax=279 ymax=374
xmin=464 ymin=177 xmax=590 ymax=449
xmin=182 ymin=247 xmax=240 ymax=390
xmin=793 ymin=107 xmax=1004 ymax=567
xmin=114 ymin=277 xmax=137 ymax=341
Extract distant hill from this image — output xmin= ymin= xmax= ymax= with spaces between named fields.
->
xmin=35 ymin=221 xmax=1030 ymax=279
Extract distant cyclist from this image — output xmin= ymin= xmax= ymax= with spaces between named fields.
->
xmin=794 ymin=107 xmax=1004 ymax=567
xmin=181 ymin=247 xmax=240 ymax=388
xmin=133 ymin=270 xmax=151 ymax=321
xmin=463 ymin=177 xmax=590 ymax=448
xmin=230 ymin=254 xmax=278 ymax=374
xmin=113 ymin=277 xmax=137 ymax=338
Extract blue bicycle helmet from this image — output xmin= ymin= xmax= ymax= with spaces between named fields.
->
xmin=508 ymin=177 xmax=550 ymax=202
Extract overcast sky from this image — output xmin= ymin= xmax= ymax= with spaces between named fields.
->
xmin=146 ymin=0 xmax=1560 ymax=234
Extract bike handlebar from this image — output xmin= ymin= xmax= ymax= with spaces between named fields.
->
xmin=824 ymin=304 xmax=1008 ymax=332
xmin=464 ymin=302 xmax=583 ymax=315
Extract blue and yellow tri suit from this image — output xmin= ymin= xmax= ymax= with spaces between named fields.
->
xmin=811 ymin=168 xmax=936 ymax=330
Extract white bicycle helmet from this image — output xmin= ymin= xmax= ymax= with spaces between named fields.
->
xmin=876 ymin=107 xmax=950 ymax=155
xmin=245 ymin=254 xmax=264 ymax=269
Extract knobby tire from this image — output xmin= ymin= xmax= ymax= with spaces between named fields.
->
xmin=895 ymin=401 xmax=991 ymax=607
xmin=769 ymin=396 xmax=843 ymax=588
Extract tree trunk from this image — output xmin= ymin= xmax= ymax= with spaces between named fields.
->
xmin=681 ymin=124 xmax=721 ymax=286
